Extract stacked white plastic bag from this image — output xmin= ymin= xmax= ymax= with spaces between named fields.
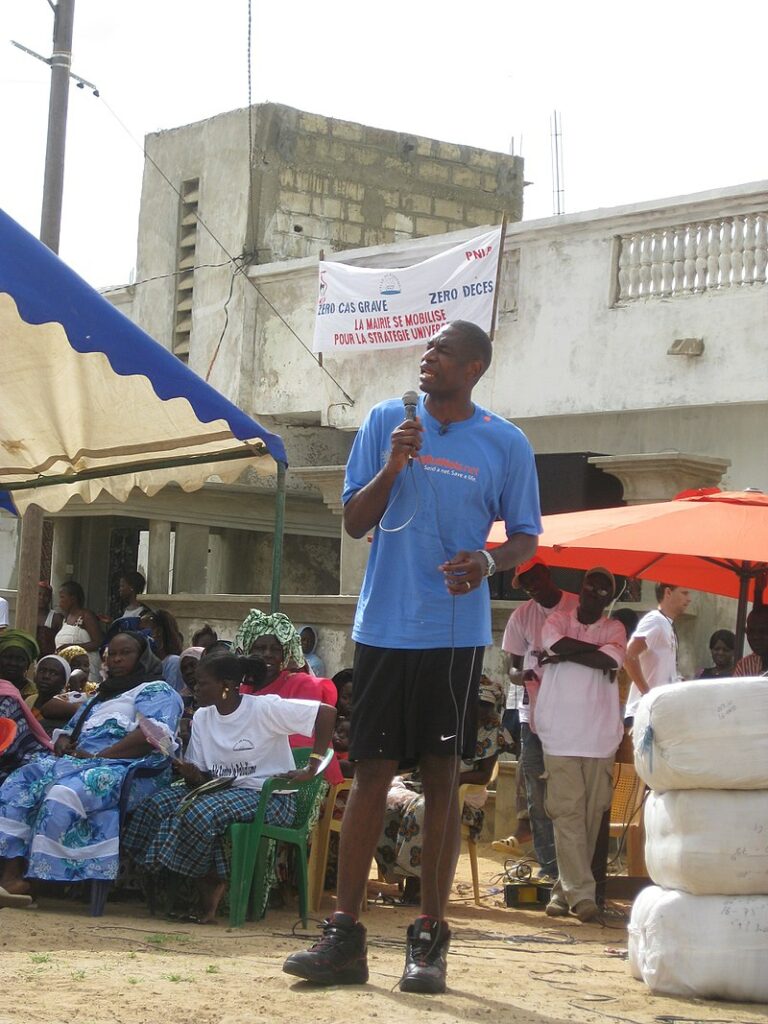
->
xmin=628 ymin=678 xmax=768 ymax=1002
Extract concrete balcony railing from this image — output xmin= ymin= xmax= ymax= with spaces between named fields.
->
xmin=616 ymin=211 xmax=768 ymax=302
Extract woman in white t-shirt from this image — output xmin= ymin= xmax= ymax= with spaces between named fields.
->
xmin=124 ymin=652 xmax=336 ymax=923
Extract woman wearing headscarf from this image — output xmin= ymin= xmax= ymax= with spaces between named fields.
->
xmin=31 ymin=654 xmax=86 ymax=731
xmin=58 ymin=645 xmax=97 ymax=695
xmin=235 ymin=610 xmax=342 ymax=785
xmin=298 ymin=625 xmax=325 ymax=677
xmin=178 ymin=646 xmax=204 ymax=749
xmin=0 ymin=632 xmax=182 ymax=904
xmin=0 ymin=629 xmax=41 ymax=707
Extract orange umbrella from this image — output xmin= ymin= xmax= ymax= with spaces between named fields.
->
xmin=0 ymin=717 xmax=18 ymax=755
xmin=488 ymin=489 xmax=768 ymax=656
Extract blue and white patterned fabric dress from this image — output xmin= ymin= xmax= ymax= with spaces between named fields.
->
xmin=0 ymin=681 xmax=182 ymax=882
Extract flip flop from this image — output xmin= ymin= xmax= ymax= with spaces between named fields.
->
xmin=0 ymin=885 xmax=33 ymax=907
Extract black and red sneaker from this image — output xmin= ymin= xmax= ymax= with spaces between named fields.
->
xmin=282 ymin=912 xmax=368 ymax=986
xmin=399 ymin=915 xmax=451 ymax=994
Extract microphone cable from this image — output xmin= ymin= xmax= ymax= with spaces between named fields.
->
xmin=377 ymin=462 xmax=420 ymax=534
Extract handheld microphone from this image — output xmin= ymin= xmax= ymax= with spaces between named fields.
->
xmin=402 ymin=390 xmax=419 ymax=421
xmin=402 ymin=390 xmax=419 ymax=466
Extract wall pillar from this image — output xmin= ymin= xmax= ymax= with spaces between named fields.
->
xmin=48 ymin=517 xmax=77 ymax=590
xmin=292 ymin=466 xmax=368 ymax=595
xmin=588 ymin=452 xmax=730 ymax=504
xmin=173 ymin=524 xmax=209 ymax=594
xmin=147 ymin=520 xmax=172 ymax=595
xmin=0 ymin=516 xmax=20 ymax=591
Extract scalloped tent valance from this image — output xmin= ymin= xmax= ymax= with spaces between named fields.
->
xmin=0 ymin=208 xmax=286 ymax=516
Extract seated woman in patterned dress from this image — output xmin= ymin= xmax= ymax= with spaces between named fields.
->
xmin=0 ymin=632 xmax=182 ymax=906
xmin=374 ymin=678 xmax=504 ymax=896
xmin=123 ymin=653 xmax=336 ymax=923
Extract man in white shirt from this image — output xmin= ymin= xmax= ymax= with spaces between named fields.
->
xmin=495 ymin=559 xmax=577 ymax=880
xmin=536 ymin=568 xmax=626 ymax=922
xmin=623 ymin=582 xmax=689 ymax=721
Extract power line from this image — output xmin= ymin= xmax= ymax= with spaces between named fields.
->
xmin=115 ymin=260 xmax=234 ymax=288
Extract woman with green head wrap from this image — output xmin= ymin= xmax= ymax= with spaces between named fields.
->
xmin=234 ymin=610 xmax=342 ymax=785
xmin=0 ymin=630 xmax=40 ymax=707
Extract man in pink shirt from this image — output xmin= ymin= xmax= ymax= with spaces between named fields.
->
xmin=498 ymin=559 xmax=577 ymax=880
xmin=535 ymin=568 xmax=626 ymax=923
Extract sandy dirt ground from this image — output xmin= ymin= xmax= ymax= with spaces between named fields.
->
xmin=2 ymin=845 xmax=765 ymax=1024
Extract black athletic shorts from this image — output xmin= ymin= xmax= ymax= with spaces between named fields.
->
xmin=349 ymin=643 xmax=484 ymax=767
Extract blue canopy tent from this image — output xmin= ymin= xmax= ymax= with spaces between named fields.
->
xmin=0 ymin=208 xmax=288 ymax=625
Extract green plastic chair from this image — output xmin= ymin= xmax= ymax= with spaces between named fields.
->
xmin=228 ymin=746 xmax=333 ymax=928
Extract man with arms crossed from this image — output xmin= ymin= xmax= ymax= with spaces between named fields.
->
xmin=284 ymin=321 xmax=541 ymax=993
xmin=623 ymin=583 xmax=689 ymax=723
xmin=535 ymin=568 xmax=626 ymax=922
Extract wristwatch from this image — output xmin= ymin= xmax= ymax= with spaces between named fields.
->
xmin=477 ymin=549 xmax=497 ymax=577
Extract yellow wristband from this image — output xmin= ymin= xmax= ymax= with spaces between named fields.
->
xmin=308 ymin=752 xmax=324 ymax=762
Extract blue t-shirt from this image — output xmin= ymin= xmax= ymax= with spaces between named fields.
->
xmin=343 ymin=395 xmax=541 ymax=649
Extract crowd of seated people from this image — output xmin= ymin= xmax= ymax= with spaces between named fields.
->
xmin=0 ymin=599 xmax=340 ymax=920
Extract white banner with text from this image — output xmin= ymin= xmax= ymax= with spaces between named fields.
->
xmin=312 ymin=226 xmax=502 ymax=354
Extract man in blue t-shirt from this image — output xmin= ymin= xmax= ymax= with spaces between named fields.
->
xmin=284 ymin=320 xmax=541 ymax=993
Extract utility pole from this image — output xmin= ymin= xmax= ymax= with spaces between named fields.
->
xmin=40 ymin=0 xmax=76 ymax=252
xmin=15 ymin=0 xmax=76 ymax=637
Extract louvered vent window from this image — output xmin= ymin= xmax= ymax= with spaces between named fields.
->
xmin=173 ymin=178 xmax=199 ymax=362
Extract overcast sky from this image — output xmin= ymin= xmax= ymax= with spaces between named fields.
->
xmin=2 ymin=0 xmax=766 ymax=289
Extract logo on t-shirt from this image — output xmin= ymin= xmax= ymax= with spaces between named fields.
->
xmin=233 ymin=737 xmax=255 ymax=751
xmin=419 ymin=453 xmax=479 ymax=483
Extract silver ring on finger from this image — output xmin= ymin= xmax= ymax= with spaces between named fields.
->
xmin=465 ymin=580 xmax=471 ymax=591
